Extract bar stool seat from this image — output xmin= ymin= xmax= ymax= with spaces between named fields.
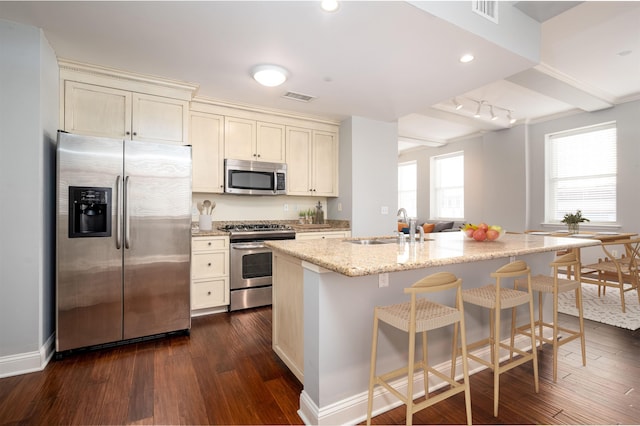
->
xmin=455 ymin=260 xmax=539 ymax=417
xmin=513 ymin=252 xmax=586 ymax=382
xmin=366 ymin=272 xmax=472 ymax=426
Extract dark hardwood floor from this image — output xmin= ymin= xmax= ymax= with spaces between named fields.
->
xmin=1 ymin=308 xmax=638 ymax=425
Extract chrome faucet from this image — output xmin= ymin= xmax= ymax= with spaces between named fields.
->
xmin=397 ymin=208 xmax=408 ymax=224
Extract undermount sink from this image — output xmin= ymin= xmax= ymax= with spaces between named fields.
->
xmin=346 ymin=238 xmax=398 ymax=245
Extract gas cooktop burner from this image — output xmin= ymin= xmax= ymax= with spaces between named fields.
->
xmin=219 ymin=223 xmax=293 ymax=233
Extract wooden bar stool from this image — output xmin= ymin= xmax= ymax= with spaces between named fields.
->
xmin=455 ymin=260 xmax=539 ymax=417
xmin=366 ymin=272 xmax=472 ymax=426
xmin=512 ymin=252 xmax=586 ymax=382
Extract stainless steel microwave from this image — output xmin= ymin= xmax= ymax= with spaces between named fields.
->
xmin=224 ymin=159 xmax=287 ymax=195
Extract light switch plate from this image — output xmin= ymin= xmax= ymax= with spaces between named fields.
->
xmin=379 ymin=273 xmax=389 ymax=288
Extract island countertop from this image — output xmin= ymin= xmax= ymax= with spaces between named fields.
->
xmin=265 ymin=231 xmax=600 ymax=277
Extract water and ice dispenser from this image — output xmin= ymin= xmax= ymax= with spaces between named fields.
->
xmin=68 ymin=186 xmax=111 ymax=238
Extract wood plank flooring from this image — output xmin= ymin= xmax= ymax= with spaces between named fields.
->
xmin=0 ymin=308 xmax=638 ymax=425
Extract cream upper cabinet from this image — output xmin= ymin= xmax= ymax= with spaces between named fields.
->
xmin=256 ymin=122 xmax=286 ymax=163
xmin=190 ymin=111 xmax=224 ymax=193
xmin=63 ymin=80 xmax=189 ymax=145
xmin=224 ymin=117 xmax=285 ymax=162
xmin=286 ymin=126 xmax=338 ymax=196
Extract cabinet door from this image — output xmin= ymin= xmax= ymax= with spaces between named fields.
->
xmin=64 ymin=81 xmax=132 ymax=139
xmin=190 ymin=112 xmax=224 ymax=193
xmin=312 ymin=130 xmax=338 ymax=196
xmin=132 ymin=93 xmax=188 ymax=145
xmin=224 ymin=117 xmax=256 ymax=160
xmin=285 ymin=127 xmax=312 ymax=195
xmin=256 ymin=122 xmax=286 ymax=163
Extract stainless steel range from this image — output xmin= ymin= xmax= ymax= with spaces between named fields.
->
xmin=220 ymin=223 xmax=295 ymax=311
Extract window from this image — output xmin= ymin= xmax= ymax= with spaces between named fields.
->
xmin=545 ymin=122 xmax=617 ymax=223
xmin=398 ymin=161 xmax=417 ymax=218
xmin=430 ymin=152 xmax=464 ymax=219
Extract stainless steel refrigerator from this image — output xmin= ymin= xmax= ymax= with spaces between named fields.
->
xmin=56 ymin=131 xmax=192 ymax=353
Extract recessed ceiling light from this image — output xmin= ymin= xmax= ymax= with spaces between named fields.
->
xmin=251 ymin=65 xmax=289 ymax=87
xmin=459 ymin=54 xmax=475 ymax=63
xmin=321 ymin=0 xmax=340 ymax=12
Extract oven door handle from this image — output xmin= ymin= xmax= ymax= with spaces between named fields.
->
xmin=231 ymin=242 xmax=267 ymax=250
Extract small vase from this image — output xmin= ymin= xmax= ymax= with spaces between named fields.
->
xmin=567 ymin=223 xmax=579 ymax=234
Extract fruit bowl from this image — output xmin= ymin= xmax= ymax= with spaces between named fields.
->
xmin=461 ymin=223 xmax=505 ymax=242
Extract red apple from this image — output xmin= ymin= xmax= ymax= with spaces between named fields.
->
xmin=478 ymin=222 xmax=489 ymax=232
xmin=465 ymin=228 xmax=475 ymax=238
xmin=473 ymin=229 xmax=486 ymax=241
xmin=486 ymin=229 xmax=500 ymax=241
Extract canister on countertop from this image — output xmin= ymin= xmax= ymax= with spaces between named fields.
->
xmin=314 ymin=201 xmax=324 ymax=224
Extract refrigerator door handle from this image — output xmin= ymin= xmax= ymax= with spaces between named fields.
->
xmin=124 ymin=175 xmax=131 ymax=249
xmin=116 ymin=175 xmax=123 ymax=249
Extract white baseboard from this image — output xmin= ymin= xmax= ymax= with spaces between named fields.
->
xmin=299 ymin=333 xmax=543 ymax=425
xmin=0 ymin=333 xmax=55 ymax=379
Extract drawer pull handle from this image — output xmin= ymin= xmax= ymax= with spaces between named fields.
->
xmin=208 ymin=242 xmax=212 ymax=246
xmin=207 ymin=291 xmax=211 ymax=295
xmin=207 ymin=262 xmax=212 ymax=266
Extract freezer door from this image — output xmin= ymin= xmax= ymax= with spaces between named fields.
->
xmin=56 ymin=132 xmax=124 ymax=352
xmin=123 ymin=141 xmax=192 ymax=339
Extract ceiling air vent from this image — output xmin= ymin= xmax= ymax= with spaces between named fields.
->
xmin=472 ymin=0 xmax=498 ymax=23
xmin=282 ymin=91 xmax=316 ymax=103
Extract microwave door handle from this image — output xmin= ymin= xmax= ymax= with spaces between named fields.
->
xmin=274 ymin=171 xmax=278 ymax=194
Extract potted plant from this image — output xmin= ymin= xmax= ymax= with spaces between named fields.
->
xmin=561 ymin=210 xmax=589 ymax=234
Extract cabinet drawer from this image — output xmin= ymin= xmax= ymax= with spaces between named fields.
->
xmin=193 ymin=237 xmax=228 ymax=251
xmin=192 ymin=278 xmax=229 ymax=309
xmin=192 ymin=251 xmax=228 ymax=279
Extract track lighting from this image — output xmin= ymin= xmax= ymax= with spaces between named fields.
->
xmin=490 ymin=106 xmax=498 ymax=121
xmin=474 ymin=101 xmax=482 ymax=118
xmin=452 ymin=97 xmax=515 ymax=125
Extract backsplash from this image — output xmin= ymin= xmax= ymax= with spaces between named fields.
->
xmin=192 ymin=193 xmax=327 ymax=222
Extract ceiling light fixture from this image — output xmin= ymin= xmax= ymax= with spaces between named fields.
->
xmin=474 ymin=101 xmax=483 ymax=118
xmin=320 ymin=0 xmax=340 ymax=12
xmin=457 ymin=97 xmax=516 ymax=125
xmin=490 ymin=105 xmax=498 ymax=121
xmin=251 ymin=64 xmax=289 ymax=87
xmin=459 ymin=54 xmax=475 ymax=63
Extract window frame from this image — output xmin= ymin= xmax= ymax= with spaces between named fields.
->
xmin=430 ymin=151 xmax=464 ymax=220
xmin=398 ymin=160 xmax=417 ymax=218
xmin=544 ymin=121 xmax=617 ymax=226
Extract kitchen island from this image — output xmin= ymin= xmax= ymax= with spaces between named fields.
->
xmin=266 ymin=232 xmax=599 ymax=425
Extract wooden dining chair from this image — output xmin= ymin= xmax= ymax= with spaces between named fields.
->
xmin=582 ymin=238 xmax=640 ymax=313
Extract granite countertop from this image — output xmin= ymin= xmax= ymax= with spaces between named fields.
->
xmin=265 ymin=232 xmax=601 ymax=277
xmin=191 ymin=219 xmax=350 ymax=237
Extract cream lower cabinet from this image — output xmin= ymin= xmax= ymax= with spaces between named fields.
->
xmin=190 ymin=111 xmax=224 ymax=193
xmin=295 ymin=230 xmax=351 ymax=240
xmin=286 ymin=127 xmax=338 ymax=196
xmin=191 ymin=236 xmax=230 ymax=312
xmin=272 ymin=252 xmax=305 ymax=382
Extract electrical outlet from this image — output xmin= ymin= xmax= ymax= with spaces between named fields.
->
xmin=611 ymin=249 xmax=618 ymax=258
xmin=283 ymin=204 xmax=289 ymax=212
xmin=379 ymin=273 xmax=389 ymax=288
xmin=381 ymin=206 xmax=389 ymax=215
xmin=338 ymin=202 xmax=342 ymax=212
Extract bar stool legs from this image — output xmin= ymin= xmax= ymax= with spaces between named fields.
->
xmin=455 ymin=260 xmax=539 ymax=417
xmin=366 ymin=272 xmax=472 ymax=426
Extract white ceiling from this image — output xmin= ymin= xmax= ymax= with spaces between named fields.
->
xmin=1 ymin=1 xmax=638 ymax=152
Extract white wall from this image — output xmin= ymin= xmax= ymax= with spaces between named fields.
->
xmin=338 ymin=117 xmax=398 ymax=237
xmin=0 ymin=19 xmax=58 ymax=377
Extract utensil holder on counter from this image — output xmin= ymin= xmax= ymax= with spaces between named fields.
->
xmin=199 ymin=214 xmax=212 ymax=231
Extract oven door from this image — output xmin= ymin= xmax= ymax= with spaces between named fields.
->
xmin=229 ymin=241 xmax=272 ymax=290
